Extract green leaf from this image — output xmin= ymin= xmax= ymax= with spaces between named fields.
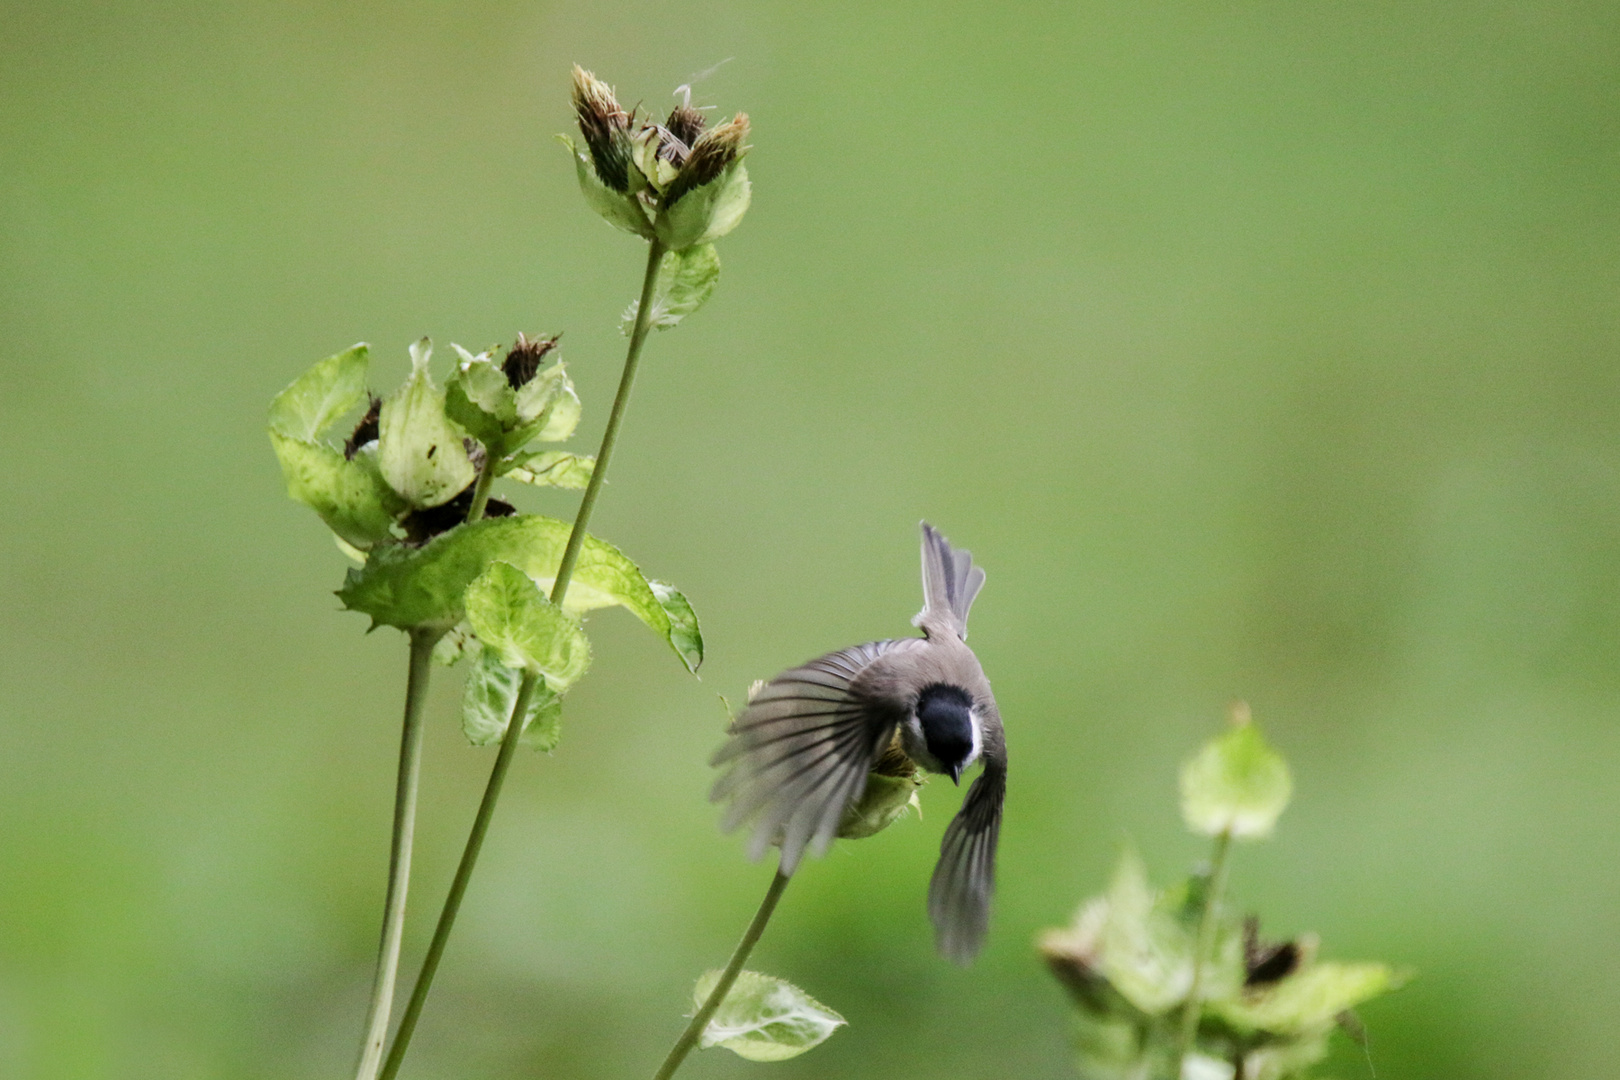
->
xmin=562 ymin=135 xmax=656 ymax=239
xmin=336 ymin=514 xmax=703 ymax=672
xmin=506 ymin=450 xmax=595 ymax=489
xmin=621 ymin=244 xmax=721 ymax=334
xmin=378 ymin=339 xmax=477 ymax=508
xmin=1095 ymin=850 xmax=1195 ymax=1015
xmin=648 ymin=580 xmax=703 ymax=672
xmin=444 ymin=348 xmax=518 ymax=449
xmin=463 ymin=562 xmax=591 ymax=691
xmin=1180 ymin=715 xmax=1293 ymax=839
xmin=655 ymin=160 xmax=751 ymax=250
xmin=461 ymin=648 xmax=563 ymax=750
xmin=268 ymin=434 xmax=405 ymax=547
xmin=515 ymin=363 xmax=581 ymax=442
xmin=1212 ymin=962 xmax=1408 ymax=1036
xmin=693 ymin=970 xmax=846 ymax=1062
xmin=268 ymin=343 xmax=369 ymax=441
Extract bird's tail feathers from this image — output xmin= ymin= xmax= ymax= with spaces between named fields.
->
xmin=915 ymin=522 xmax=986 ymax=640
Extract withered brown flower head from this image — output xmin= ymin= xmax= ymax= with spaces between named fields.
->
xmin=571 ymin=65 xmax=635 ymax=193
xmin=659 ymin=105 xmax=708 ymax=166
xmin=502 ymin=332 xmax=559 ymax=389
xmin=665 ymin=112 xmax=750 ymax=205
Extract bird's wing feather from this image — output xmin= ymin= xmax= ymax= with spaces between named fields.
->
xmin=711 ymin=640 xmax=905 ymax=874
xmin=915 ymin=522 xmax=986 ymax=640
xmin=928 ymin=756 xmax=1006 ymax=964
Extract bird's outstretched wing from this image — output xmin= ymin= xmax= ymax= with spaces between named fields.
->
xmin=711 ymin=640 xmax=908 ymax=874
xmin=927 ymin=756 xmax=1005 ymax=963
xmin=916 ymin=522 xmax=986 ymax=641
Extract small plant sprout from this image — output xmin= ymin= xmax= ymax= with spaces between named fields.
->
xmin=271 ymin=62 xmax=749 ymax=1080
xmin=1039 ymin=705 xmax=1407 ymax=1080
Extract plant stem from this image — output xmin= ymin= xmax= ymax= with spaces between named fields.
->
xmin=652 ymin=867 xmax=793 ymax=1080
xmin=378 ymin=669 xmax=541 ymax=1080
xmin=353 ymin=628 xmax=439 ymax=1080
xmin=548 ymin=238 xmax=665 ymax=604
xmin=377 ymin=237 xmax=668 ymax=1078
xmin=1175 ymin=828 xmax=1233 ymax=1074
xmin=464 ymin=452 xmax=500 ymax=525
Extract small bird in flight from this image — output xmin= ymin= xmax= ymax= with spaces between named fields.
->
xmin=711 ymin=523 xmax=1008 ymax=962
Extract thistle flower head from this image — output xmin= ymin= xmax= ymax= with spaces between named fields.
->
xmin=659 ymin=104 xmax=708 ymax=166
xmin=665 ymin=112 xmax=750 ymax=206
xmin=571 ymin=65 xmax=637 ymax=193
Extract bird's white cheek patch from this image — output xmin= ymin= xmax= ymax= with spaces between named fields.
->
xmin=966 ymin=709 xmax=984 ymax=769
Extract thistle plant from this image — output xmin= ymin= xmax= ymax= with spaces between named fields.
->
xmin=268 ymin=64 xmax=748 ymax=1080
xmin=1039 ymin=706 xmax=1407 ymax=1080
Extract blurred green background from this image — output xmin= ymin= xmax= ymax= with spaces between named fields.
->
xmin=3 ymin=1 xmax=1618 ymax=1077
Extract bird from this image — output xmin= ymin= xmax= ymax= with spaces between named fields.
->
xmin=710 ymin=522 xmax=1007 ymax=963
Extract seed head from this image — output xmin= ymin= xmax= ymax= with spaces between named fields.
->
xmin=571 ymin=65 xmax=635 ymax=192
xmin=502 ymin=332 xmax=559 ymax=389
xmin=659 ymin=104 xmax=708 ymax=166
xmin=665 ymin=112 xmax=749 ymax=205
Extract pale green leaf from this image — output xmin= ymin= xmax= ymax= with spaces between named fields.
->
xmin=1180 ymin=718 xmax=1293 ymax=839
xmin=461 ymin=648 xmax=563 ymax=750
xmin=506 ymin=450 xmax=595 ymax=489
xmin=444 ymin=350 xmax=517 ymax=449
xmin=1095 ymin=850 xmax=1194 ymax=1015
xmin=268 ymin=343 xmax=369 ymax=441
xmin=514 ymin=363 xmax=581 ymax=443
xmin=1212 ymin=962 xmax=1408 ymax=1036
xmin=378 ymin=338 xmax=476 ymax=508
xmin=463 ymin=562 xmax=591 ymax=691
xmin=336 ymin=514 xmax=703 ymax=672
xmin=693 ymin=970 xmax=845 ymax=1062
xmin=621 ymin=244 xmax=721 ymax=334
xmin=562 ymin=135 xmax=656 ymax=239
xmin=648 ymin=580 xmax=703 ymax=672
xmin=268 ymin=434 xmax=404 ymax=547
xmin=655 ymin=160 xmax=751 ymax=250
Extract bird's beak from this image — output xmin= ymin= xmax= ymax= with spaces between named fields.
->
xmin=950 ymin=765 xmax=963 ymax=786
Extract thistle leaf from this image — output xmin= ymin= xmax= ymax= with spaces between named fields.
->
xmin=506 ymin=450 xmax=595 ymax=489
xmin=621 ymin=244 xmax=721 ymax=334
xmin=655 ymin=160 xmax=751 ymax=251
xmin=460 ymin=640 xmax=564 ymax=751
xmin=269 ymin=435 xmax=404 ymax=547
xmin=693 ymin=970 xmax=846 ymax=1062
xmin=336 ymin=514 xmax=702 ymax=671
xmin=377 ymin=339 xmax=476 ymax=508
xmin=463 ymin=561 xmax=591 ymax=691
xmin=268 ymin=343 xmax=369 ymax=441
xmin=1180 ymin=715 xmax=1293 ymax=839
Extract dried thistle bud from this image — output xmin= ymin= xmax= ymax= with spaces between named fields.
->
xmin=502 ymin=332 xmax=559 ymax=389
xmin=665 ymin=112 xmax=750 ymax=206
xmin=659 ymin=104 xmax=708 ymax=166
xmin=571 ymin=65 xmax=637 ymax=193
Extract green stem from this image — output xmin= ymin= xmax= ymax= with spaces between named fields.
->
xmin=548 ymin=238 xmax=665 ymax=604
xmin=652 ymin=868 xmax=793 ymax=1080
xmin=377 ymin=237 xmax=668 ymax=1078
xmin=378 ymin=670 xmax=541 ymax=1080
xmin=1176 ymin=829 xmax=1233 ymax=1072
xmin=353 ymin=628 xmax=439 ymax=1080
xmin=464 ymin=451 xmax=500 ymax=525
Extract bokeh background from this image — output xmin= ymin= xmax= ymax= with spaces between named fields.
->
xmin=3 ymin=1 xmax=1618 ymax=1077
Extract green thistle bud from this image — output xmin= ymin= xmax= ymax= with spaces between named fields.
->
xmin=664 ymin=112 xmax=749 ymax=206
xmin=570 ymin=65 xmax=638 ymax=194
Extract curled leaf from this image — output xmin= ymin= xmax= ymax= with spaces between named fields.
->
xmin=507 ymin=450 xmax=594 ymax=490
xmin=378 ymin=339 xmax=476 ymax=508
xmin=268 ymin=343 xmax=370 ymax=442
xmin=693 ymin=970 xmax=845 ymax=1062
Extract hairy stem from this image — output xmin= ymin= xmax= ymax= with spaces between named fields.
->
xmin=378 ymin=670 xmax=541 ymax=1080
xmin=352 ymin=627 xmax=439 ymax=1080
xmin=652 ymin=868 xmax=793 ymax=1080
xmin=378 ymin=237 xmax=669 ymax=1077
xmin=1176 ymin=828 xmax=1233 ymax=1071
